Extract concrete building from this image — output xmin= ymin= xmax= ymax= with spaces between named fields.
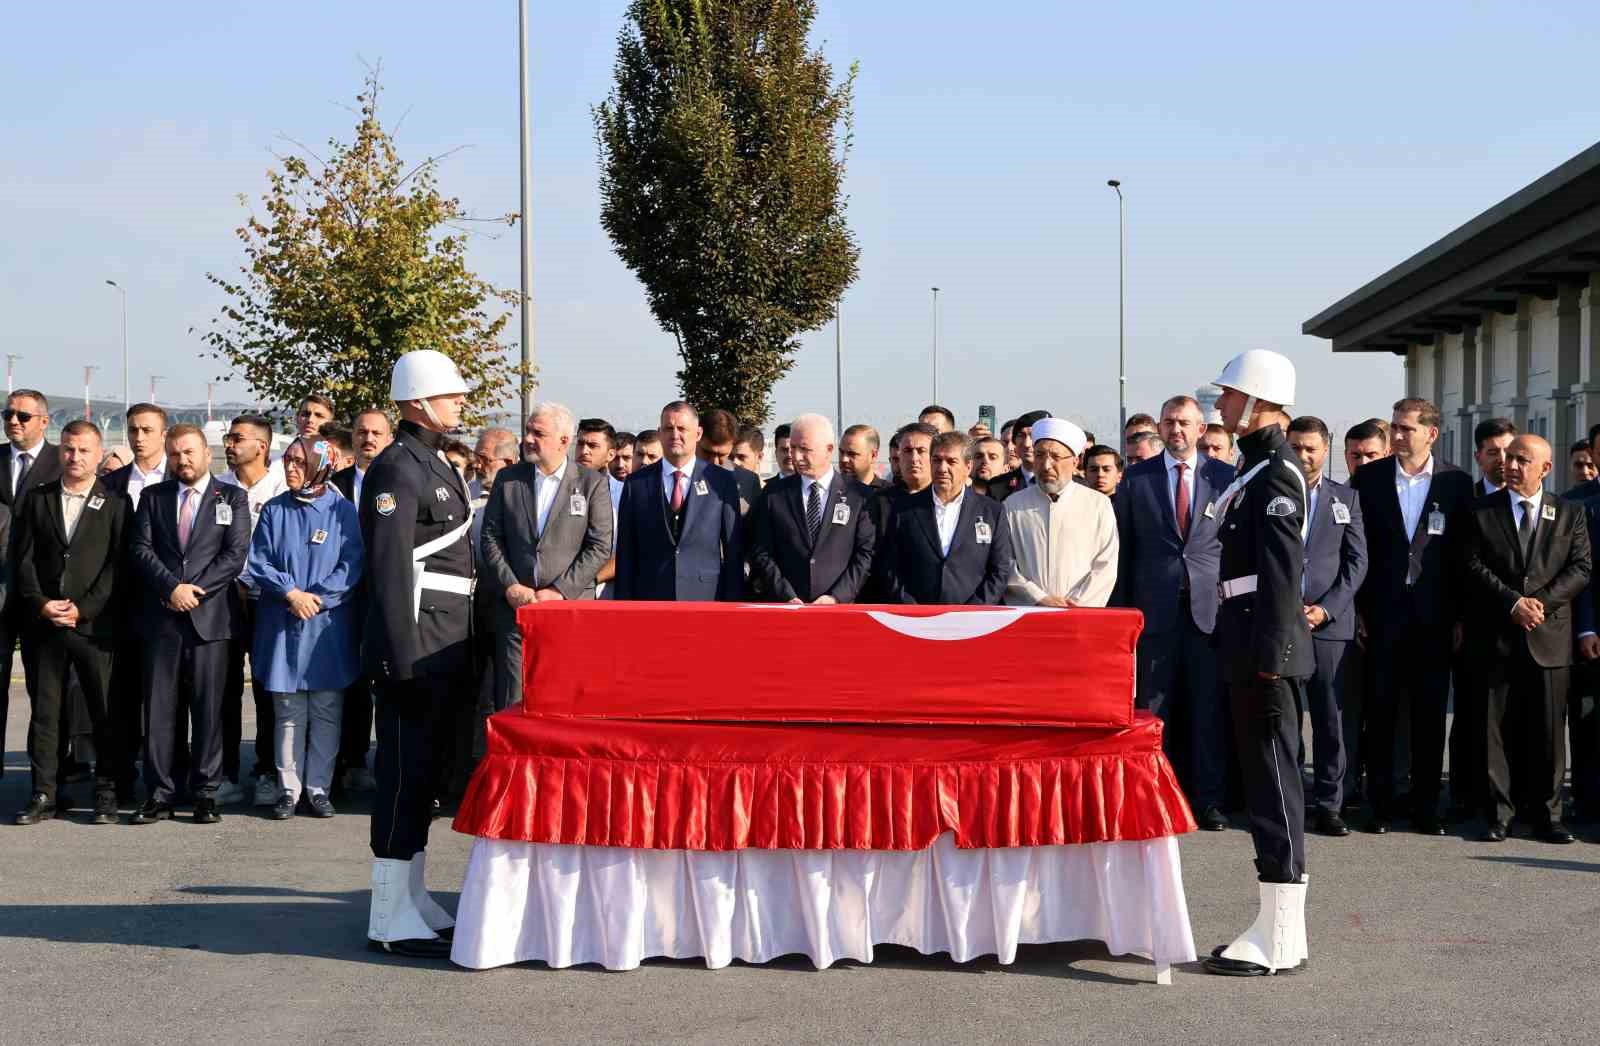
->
xmin=1304 ymin=142 xmax=1600 ymax=489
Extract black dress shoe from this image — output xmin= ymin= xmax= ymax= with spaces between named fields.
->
xmin=367 ymin=936 xmax=452 ymax=959
xmin=15 ymin=793 xmax=57 ymax=825
xmin=1414 ymin=817 xmax=1447 ymax=836
xmin=129 ymin=800 xmax=175 ymax=825
xmin=1197 ymin=806 xmax=1228 ymax=831
xmin=1313 ymin=810 xmax=1350 ymax=837
xmin=1364 ymin=815 xmax=1389 ymax=835
xmin=1483 ymin=821 xmax=1508 ymax=842
xmin=1541 ymin=822 xmax=1575 ymax=845
xmin=193 ymin=799 xmax=222 ymax=825
xmin=92 ymin=792 xmax=119 ymax=825
xmin=1203 ymin=946 xmax=1278 ymax=977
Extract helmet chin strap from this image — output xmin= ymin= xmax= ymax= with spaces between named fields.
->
xmin=414 ymin=398 xmax=446 ymax=431
xmin=1233 ymin=395 xmax=1258 ymax=437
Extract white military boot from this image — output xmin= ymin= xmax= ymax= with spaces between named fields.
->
xmin=409 ymin=850 xmax=456 ymax=937
xmin=1202 ymin=880 xmax=1307 ymax=976
xmin=367 ymin=858 xmax=451 ymax=958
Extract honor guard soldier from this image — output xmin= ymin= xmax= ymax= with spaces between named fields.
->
xmin=1201 ymin=349 xmax=1315 ymax=978
xmin=361 ymin=350 xmax=474 ymax=958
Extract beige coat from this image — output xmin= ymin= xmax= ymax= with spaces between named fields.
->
xmin=1002 ymin=483 xmax=1119 ymax=607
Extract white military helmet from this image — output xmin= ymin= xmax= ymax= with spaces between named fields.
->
xmin=1214 ymin=349 xmax=1296 ymax=435
xmin=390 ymin=349 xmax=469 ymax=402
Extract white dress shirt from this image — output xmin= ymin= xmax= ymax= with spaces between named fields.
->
xmin=1395 ymin=455 xmax=1435 ymax=539
xmin=125 ymin=459 xmax=166 ymax=510
xmin=10 ymin=438 xmax=44 ymax=500
xmin=661 ymin=459 xmax=694 ymax=506
xmin=1511 ymin=487 xmax=1545 ymax=535
xmin=533 ymin=459 xmax=568 ymax=538
xmin=352 ymin=465 xmax=366 ymax=505
xmin=1162 ymin=449 xmax=1197 ymax=519
xmin=1480 ymin=479 xmax=1501 ymax=497
xmin=60 ymin=485 xmax=91 ymax=542
xmin=933 ymin=487 xmax=965 ymax=556
xmin=800 ymin=469 xmax=836 ymax=516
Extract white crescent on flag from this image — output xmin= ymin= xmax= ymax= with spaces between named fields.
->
xmin=865 ymin=607 xmax=1062 ymax=641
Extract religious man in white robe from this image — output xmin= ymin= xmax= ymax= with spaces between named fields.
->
xmin=1003 ymin=418 xmax=1119 ymax=607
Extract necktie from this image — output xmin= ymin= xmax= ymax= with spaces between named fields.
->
xmin=178 ymin=487 xmax=196 ymax=548
xmin=806 ymin=482 xmax=823 ymax=544
xmin=1174 ymin=461 xmax=1190 ymax=537
xmin=1519 ymin=498 xmax=1536 ymax=557
xmin=13 ymin=451 xmax=29 ymax=496
xmin=670 ymin=470 xmax=686 ymax=512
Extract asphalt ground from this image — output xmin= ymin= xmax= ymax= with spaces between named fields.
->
xmin=1 ymin=688 xmax=1595 ymax=1046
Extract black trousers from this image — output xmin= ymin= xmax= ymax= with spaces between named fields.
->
xmin=337 ymin=677 xmax=373 ymax=771
xmin=1568 ymin=660 xmax=1599 ymax=817
xmin=0 ymin=614 xmax=41 ymax=779
xmin=1484 ymin=647 xmax=1568 ymax=827
xmin=1231 ymin=673 xmax=1307 ymax=883
xmin=107 ymin=632 xmax=148 ymax=790
xmin=143 ymin=633 xmax=229 ymax=803
xmin=223 ymin=596 xmax=273 ymax=781
xmin=1364 ymin=622 xmax=1452 ymax=820
xmin=1449 ymin=654 xmax=1488 ymax=815
xmin=1339 ymin=641 xmax=1367 ymax=806
xmin=1136 ymin=599 xmax=1227 ymax=811
xmin=371 ymin=673 xmax=461 ymax=860
xmin=1303 ymin=639 xmax=1350 ymax=815
xmin=27 ymin=628 xmax=116 ymax=800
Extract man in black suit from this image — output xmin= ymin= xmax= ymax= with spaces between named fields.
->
xmin=762 ymin=423 xmax=794 ymax=490
xmin=1349 ymin=397 xmax=1475 ymax=835
xmin=0 ymin=388 xmax=61 ymax=772
xmin=1471 ymin=418 xmax=1516 ymax=498
xmin=1288 ymin=416 xmax=1369 ymax=837
xmin=880 ymin=431 xmax=1012 ymax=605
xmin=697 ymin=408 xmax=762 ymax=516
xmin=1462 ymin=435 xmax=1591 ymax=843
xmin=13 ymin=421 xmax=130 ymax=825
xmin=839 ymin=424 xmax=889 ymax=491
xmin=985 ymin=409 xmax=1051 ymax=503
xmin=127 ymin=425 xmax=252 ymax=825
xmin=1562 ymin=422 xmax=1600 ymax=500
xmin=750 ymin=413 xmax=876 ymax=604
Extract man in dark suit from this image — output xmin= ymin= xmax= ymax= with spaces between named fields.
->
xmin=1350 ymin=397 xmax=1476 ymax=835
xmin=880 ymin=431 xmax=1012 ymax=605
xmin=12 ymin=421 xmax=130 ymax=826
xmin=986 ymin=409 xmax=1051 ymax=503
xmin=839 ymin=424 xmax=889 ymax=491
xmin=127 ymin=424 xmax=252 ymax=825
xmin=1572 ymin=493 xmax=1600 ymax=823
xmin=750 ymin=413 xmax=876 ymax=604
xmin=1462 ymin=435 xmax=1591 ymax=843
xmin=695 ymin=408 xmax=762 ymax=516
xmin=479 ymin=402 xmax=613 ymax=709
xmin=1562 ymin=422 xmax=1600 ymax=500
xmin=1288 ymin=416 xmax=1369 ymax=837
xmin=1112 ymin=393 xmax=1234 ymax=830
xmin=0 ymin=388 xmax=61 ymax=773
xmin=1471 ymin=418 xmax=1516 ymax=498
xmin=614 ymin=401 xmax=743 ymax=602
xmin=762 ymin=423 xmax=794 ymax=490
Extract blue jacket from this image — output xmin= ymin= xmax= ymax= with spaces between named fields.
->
xmin=613 ymin=459 xmax=743 ymax=601
xmin=245 ymin=488 xmax=364 ymax=692
xmin=1302 ymin=477 xmax=1368 ymax=643
xmin=1112 ymin=452 xmax=1232 ymax=635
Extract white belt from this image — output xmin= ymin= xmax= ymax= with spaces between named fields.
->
xmin=411 ymin=516 xmax=474 ymax=619
xmin=1218 ymin=575 xmax=1258 ymax=600
xmin=419 ymin=571 xmax=473 ymax=597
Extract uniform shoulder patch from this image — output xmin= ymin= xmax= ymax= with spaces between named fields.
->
xmin=375 ymin=492 xmax=397 ymax=516
xmin=1266 ymin=495 xmax=1297 ymax=517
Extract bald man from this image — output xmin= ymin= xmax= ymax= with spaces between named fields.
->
xmin=749 ymin=413 xmax=877 ymax=603
xmin=1461 ymin=434 xmax=1590 ymax=843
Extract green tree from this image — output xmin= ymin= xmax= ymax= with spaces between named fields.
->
xmin=595 ymin=0 xmax=859 ymax=424
xmin=204 ymin=71 xmax=521 ymax=427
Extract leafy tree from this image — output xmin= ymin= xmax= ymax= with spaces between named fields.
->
xmin=595 ymin=0 xmax=859 ymax=424
xmin=204 ymin=71 xmax=521 ymax=427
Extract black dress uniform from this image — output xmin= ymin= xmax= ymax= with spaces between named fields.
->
xmin=359 ymin=420 xmax=474 ymax=863
xmin=1214 ymin=423 xmax=1315 ymax=884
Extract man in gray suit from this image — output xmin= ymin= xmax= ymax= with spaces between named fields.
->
xmin=1289 ymin=416 xmax=1369 ymax=837
xmin=479 ymin=402 xmax=612 ymax=711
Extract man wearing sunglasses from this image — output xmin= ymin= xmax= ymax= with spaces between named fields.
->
xmin=0 ymin=389 xmax=61 ymax=779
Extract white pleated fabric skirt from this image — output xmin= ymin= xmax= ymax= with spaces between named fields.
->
xmin=450 ymin=832 xmax=1195 ymax=975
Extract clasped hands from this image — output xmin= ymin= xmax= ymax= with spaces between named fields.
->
xmin=505 ymin=583 xmax=564 ymax=608
xmin=41 ymin=599 xmax=79 ymax=629
xmin=1510 ymin=596 xmax=1545 ymax=632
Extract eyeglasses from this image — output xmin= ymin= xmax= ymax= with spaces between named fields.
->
xmin=3 ymin=410 xmax=36 ymax=423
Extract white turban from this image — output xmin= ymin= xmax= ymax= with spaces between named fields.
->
xmin=1031 ymin=417 xmax=1086 ymax=456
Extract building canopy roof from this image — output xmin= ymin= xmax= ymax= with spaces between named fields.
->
xmin=1303 ymin=142 xmax=1600 ymax=353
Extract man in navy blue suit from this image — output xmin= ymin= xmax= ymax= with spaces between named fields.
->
xmin=1112 ymin=393 xmax=1234 ymax=830
xmin=880 ymin=431 xmax=1012 ymax=605
xmin=613 ymin=401 xmax=744 ymax=601
xmin=1288 ymin=416 xmax=1368 ymax=837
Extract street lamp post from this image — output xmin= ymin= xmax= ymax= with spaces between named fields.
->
xmin=834 ymin=300 xmax=843 ymax=436
xmin=5 ymin=354 xmax=21 ymax=395
xmin=149 ymin=374 xmax=163 ymax=406
xmin=83 ymin=366 xmax=99 ymax=420
xmin=105 ymin=280 xmax=128 ymax=411
xmin=1106 ymin=180 xmax=1126 ymax=435
xmin=517 ymin=0 xmax=537 ymax=433
xmin=930 ymin=286 xmax=941 ymax=404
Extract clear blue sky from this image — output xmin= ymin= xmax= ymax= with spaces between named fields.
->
xmin=3 ymin=0 xmax=1597 ymax=441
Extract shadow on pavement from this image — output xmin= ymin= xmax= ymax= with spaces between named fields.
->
xmin=0 ymin=884 xmax=468 ymax=970
xmin=1472 ymin=855 xmax=1600 ymax=874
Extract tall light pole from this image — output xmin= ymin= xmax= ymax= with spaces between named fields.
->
xmin=930 ymin=286 xmax=941 ymax=404
xmin=1107 ymin=180 xmax=1126 ymax=434
xmin=516 ymin=0 xmax=537 ymax=433
xmin=834 ymin=300 xmax=843 ymax=435
xmin=105 ymin=280 xmax=128 ymax=410
xmin=205 ymin=381 xmax=215 ymax=424
xmin=149 ymin=374 xmax=164 ymax=406
xmin=83 ymin=366 xmax=99 ymax=420
xmin=5 ymin=354 xmax=21 ymax=395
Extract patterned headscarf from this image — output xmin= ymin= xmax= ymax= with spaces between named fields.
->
xmin=283 ymin=436 xmax=335 ymax=502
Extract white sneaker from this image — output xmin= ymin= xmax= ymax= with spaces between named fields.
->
xmin=253 ymin=775 xmax=279 ymax=807
xmin=214 ymin=780 xmax=246 ymax=805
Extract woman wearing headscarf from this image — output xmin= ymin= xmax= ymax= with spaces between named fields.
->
xmin=245 ymin=436 xmax=364 ymax=819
